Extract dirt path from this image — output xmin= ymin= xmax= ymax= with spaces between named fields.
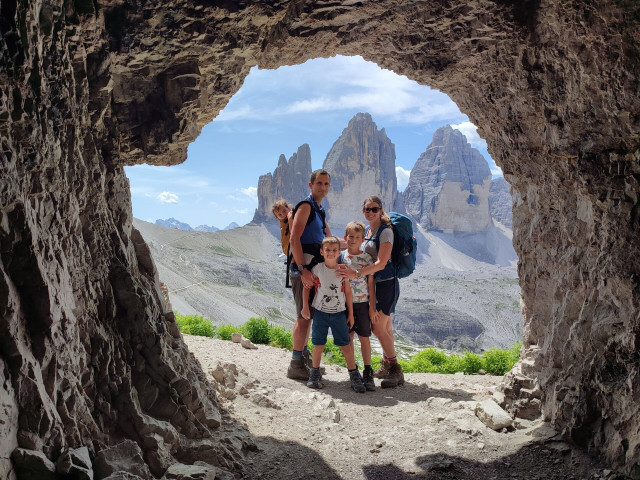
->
xmin=184 ymin=335 xmax=617 ymax=480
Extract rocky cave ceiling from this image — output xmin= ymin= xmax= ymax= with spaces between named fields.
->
xmin=0 ymin=0 xmax=639 ymax=478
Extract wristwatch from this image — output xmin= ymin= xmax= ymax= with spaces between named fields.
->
xmin=356 ymin=269 xmax=362 ymax=278
xmin=297 ymin=264 xmax=306 ymax=272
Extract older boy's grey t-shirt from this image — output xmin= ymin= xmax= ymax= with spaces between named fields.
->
xmin=362 ymin=226 xmax=394 ymax=262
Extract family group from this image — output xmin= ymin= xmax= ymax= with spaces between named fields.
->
xmin=271 ymin=169 xmax=404 ymax=393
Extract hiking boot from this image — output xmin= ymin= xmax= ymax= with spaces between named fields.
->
xmin=307 ymin=368 xmax=324 ymax=389
xmin=381 ymin=362 xmax=405 ymax=388
xmin=287 ymin=358 xmax=310 ymax=380
xmin=303 ymin=349 xmax=325 ymax=375
xmin=362 ymin=367 xmax=376 ymax=391
xmin=349 ymin=370 xmax=366 ymax=393
xmin=373 ymin=359 xmax=390 ymax=379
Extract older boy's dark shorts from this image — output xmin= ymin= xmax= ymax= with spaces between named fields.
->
xmin=375 ymin=277 xmax=400 ymax=316
xmin=312 ymin=310 xmax=350 ymax=347
xmin=292 ymin=275 xmax=315 ymax=319
xmin=349 ymin=302 xmax=372 ymax=337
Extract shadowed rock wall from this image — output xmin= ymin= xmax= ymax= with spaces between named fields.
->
xmin=1 ymin=0 xmax=638 ymax=477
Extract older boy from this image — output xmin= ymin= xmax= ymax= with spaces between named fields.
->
xmin=340 ymin=221 xmax=377 ymax=391
xmin=307 ymin=236 xmax=366 ymax=393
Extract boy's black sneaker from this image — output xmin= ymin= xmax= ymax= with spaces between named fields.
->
xmin=307 ymin=368 xmax=324 ymax=389
xmin=362 ymin=367 xmax=376 ymax=391
xmin=349 ymin=369 xmax=366 ymax=393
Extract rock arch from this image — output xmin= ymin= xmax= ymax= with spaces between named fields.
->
xmin=1 ymin=0 xmax=638 ymax=477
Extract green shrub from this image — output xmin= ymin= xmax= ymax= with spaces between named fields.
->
xmin=216 ymin=324 xmax=243 ymax=341
xmin=243 ymin=317 xmax=271 ymax=345
xmin=175 ymin=314 xmax=215 ymax=337
xmin=461 ymin=350 xmax=485 ymax=375
xmin=483 ymin=348 xmax=512 ymax=375
xmin=320 ymin=338 xmax=346 ymax=367
xmin=269 ymin=325 xmax=293 ymax=350
xmin=441 ymin=354 xmax=464 ymax=374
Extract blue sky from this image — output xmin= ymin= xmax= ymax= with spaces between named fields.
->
xmin=125 ymin=55 xmax=501 ymax=229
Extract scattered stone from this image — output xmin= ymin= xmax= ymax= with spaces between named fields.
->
xmin=93 ymin=440 xmax=152 ymax=479
xmin=241 ymin=337 xmax=258 ymax=350
xmin=11 ymin=448 xmax=57 ymax=480
xmin=165 ymin=462 xmax=235 ymax=480
xmin=475 ymin=400 xmax=513 ymax=430
xmin=231 ymin=333 xmax=243 ymax=343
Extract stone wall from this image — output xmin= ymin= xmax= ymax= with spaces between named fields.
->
xmin=1 ymin=0 xmax=639 ymax=477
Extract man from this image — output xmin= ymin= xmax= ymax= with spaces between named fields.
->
xmin=286 ymin=169 xmax=333 ymax=379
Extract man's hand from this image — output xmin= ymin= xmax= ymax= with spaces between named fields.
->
xmin=301 ymin=268 xmax=315 ymax=288
xmin=347 ymin=314 xmax=354 ymax=328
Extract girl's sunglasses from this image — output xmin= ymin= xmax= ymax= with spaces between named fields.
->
xmin=363 ymin=206 xmax=381 ymax=213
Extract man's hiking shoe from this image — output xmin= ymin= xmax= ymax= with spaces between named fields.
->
xmin=349 ymin=370 xmax=366 ymax=393
xmin=381 ymin=363 xmax=405 ymax=388
xmin=373 ymin=359 xmax=390 ymax=379
xmin=303 ymin=349 xmax=325 ymax=375
xmin=362 ymin=368 xmax=376 ymax=391
xmin=287 ymin=358 xmax=310 ymax=380
xmin=307 ymin=368 xmax=324 ymax=389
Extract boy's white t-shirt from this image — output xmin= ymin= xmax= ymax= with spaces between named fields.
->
xmin=311 ymin=263 xmax=346 ymax=314
xmin=340 ymin=250 xmax=373 ymax=304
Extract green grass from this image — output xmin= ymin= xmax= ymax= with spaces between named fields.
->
xmin=174 ymin=313 xmax=522 ymax=375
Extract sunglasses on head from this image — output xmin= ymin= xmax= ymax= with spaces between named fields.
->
xmin=363 ymin=206 xmax=381 ymax=213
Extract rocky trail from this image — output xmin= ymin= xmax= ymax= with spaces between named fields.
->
xmin=184 ymin=335 xmax=618 ymax=480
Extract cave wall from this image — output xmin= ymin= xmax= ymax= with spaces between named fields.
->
xmin=1 ymin=0 xmax=638 ymax=477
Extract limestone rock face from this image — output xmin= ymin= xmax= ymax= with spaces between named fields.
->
xmin=1 ymin=0 xmax=639 ymax=476
xmin=489 ymin=177 xmax=514 ymax=228
xmin=404 ymin=126 xmax=492 ymax=232
xmin=253 ymin=145 xmax=313 ymax=223
xmin=323 ymin=113 xmax=397 ymax=231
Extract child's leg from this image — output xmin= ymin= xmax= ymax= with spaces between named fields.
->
xmin=358 ymin=335 xmax=372 ymax=366
xmin=312 ymin=344 xmax=324 ymax=368
xmin=339 ymin=344 xmax=357 ymax=370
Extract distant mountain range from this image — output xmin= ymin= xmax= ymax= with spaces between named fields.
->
xmin=253 ymin=112 xmax=513 ymax=237
xmin=154 ymin=217 xmax=239 ymax=232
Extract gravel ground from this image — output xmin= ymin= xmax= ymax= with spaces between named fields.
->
xmin=184 ymin=335 xmax=621 ymax=480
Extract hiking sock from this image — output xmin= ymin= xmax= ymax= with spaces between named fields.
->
xmin=292 ymin=349 xmax=303 ymax=360
xmin=364 ymin=364 xmax=373 ymax=372
xmin=302 ymin=345 xmax=309 ymax=354
xmin=348 ymin=368 xmax=359 ymax=374
xmin=382 ymin=354 xmax=388 ymax=361
xmin=387 ymin=356 xmax=398 ymax=364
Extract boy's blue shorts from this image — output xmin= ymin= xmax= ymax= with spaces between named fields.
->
xmin=311 ymin=310 xmax=350 ymax=347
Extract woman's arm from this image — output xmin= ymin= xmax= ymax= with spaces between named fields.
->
xmin=359 ymin=241 xmax=391 ymax=277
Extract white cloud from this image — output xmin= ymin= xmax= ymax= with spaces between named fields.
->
xmin=157 ymin=191 xmax=179 ymax=204
xmin=240 ymin=186 xmax=258 ymax=199
xmin=396 ymin=167 xmax=411 ymax=191
xmin=450 ymin=121 xmax=487 ymax=149
xmin=215 ymin=56 xmax=463 ymax=126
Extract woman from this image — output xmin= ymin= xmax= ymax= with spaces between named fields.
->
xmin=337 ymin=195 xmax=404 ymax=388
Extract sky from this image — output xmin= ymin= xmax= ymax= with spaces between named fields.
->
xmin=125 ymin=55 xmax=502 ymax=229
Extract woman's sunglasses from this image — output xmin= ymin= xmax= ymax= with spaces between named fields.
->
xmin=363 ymin=206 xmax=381 ymax=213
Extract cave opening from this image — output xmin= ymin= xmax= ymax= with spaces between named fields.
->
xmin=125 ymin=55 xmax=521 ymax=355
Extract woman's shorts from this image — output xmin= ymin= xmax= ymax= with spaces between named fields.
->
xmin=311 ymin=310 xmax=350 ymax=346
xmin=349 ymin=302 xmax=372 ymax=337
xmin=375 ymin=277 xmax=399 ymax=316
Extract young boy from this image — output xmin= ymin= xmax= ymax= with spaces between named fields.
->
xmin=306 ymin=236 xmax=366 ymax=393
xmin=341 ymin=221 xmax=377 ymax=391
xmin=271 ymin=199 xmax=292 ymax=257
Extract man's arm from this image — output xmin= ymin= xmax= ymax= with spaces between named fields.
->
xmin=289 ymin=203 xmax=311 ymax=267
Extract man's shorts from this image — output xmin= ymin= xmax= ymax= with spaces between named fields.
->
xmin=311 ymin=310 xmax=350 ymax=347
xmin=349 ymin=302 xmax=372 ymax=337
xmin=292 ymin=274 xmax=315 ymax=320
xmin=375 ymin=277 xmax=400 ymax=316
